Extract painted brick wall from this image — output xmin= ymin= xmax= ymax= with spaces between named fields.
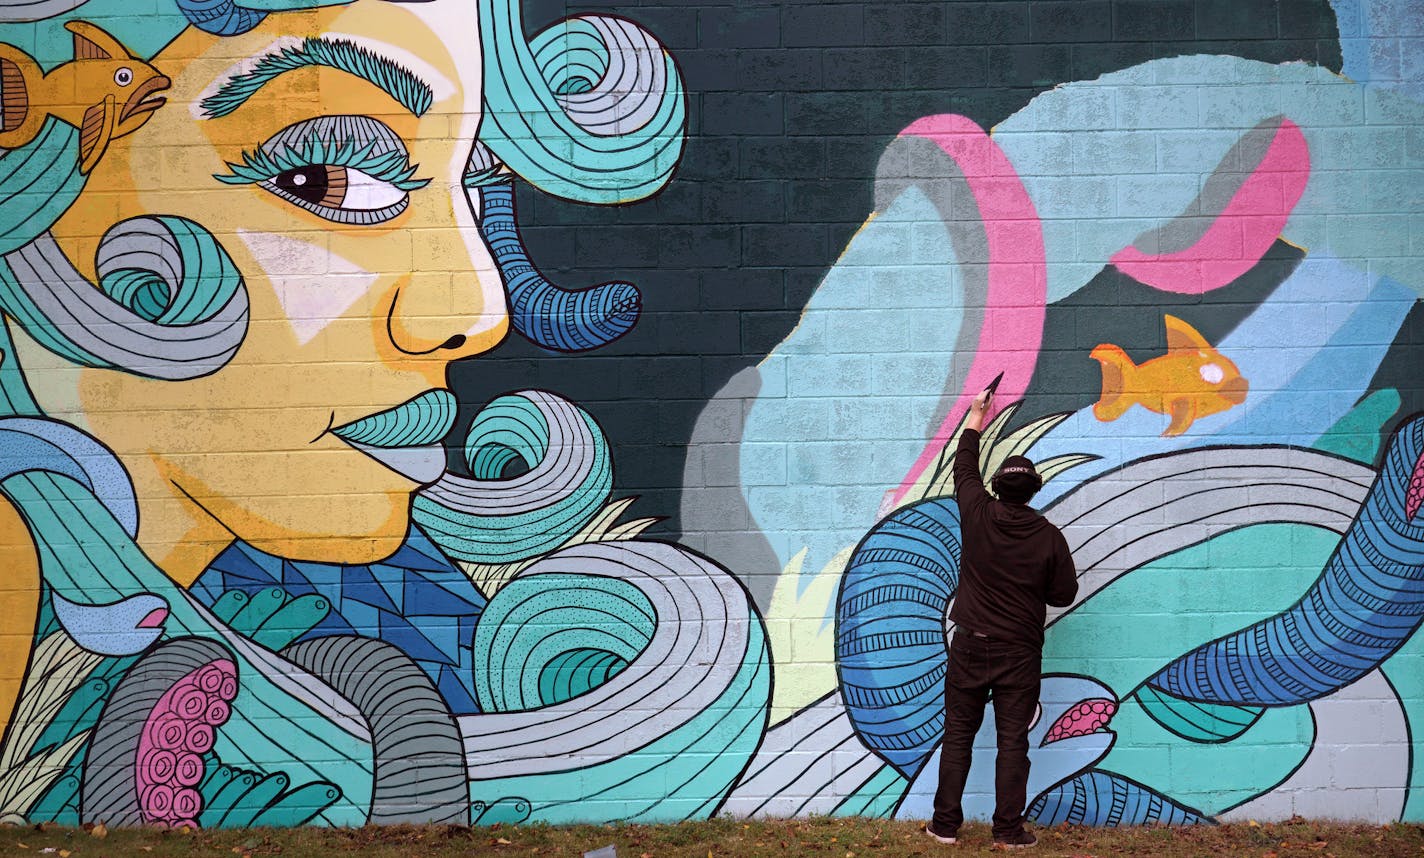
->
xmin=0 ymin=0 xmax=1420 ymax=831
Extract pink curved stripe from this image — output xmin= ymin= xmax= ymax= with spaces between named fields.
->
xmin=1110 ymin=118 xmax=1311 ymax=294
xmin=887 ymin=115 xmax=1048 ymax=509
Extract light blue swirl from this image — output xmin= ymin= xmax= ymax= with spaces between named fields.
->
xmin=473 ymin=572 xmax=653 ymax=712
xmin=98 ymin=215 xmax=243 ymax=326
xmin=0 ymin=417 xmax=137 ymax=537
xmin=414 ymin=391 xmax=612 ymax=564
xmin=479 ymin=4 xmax=685 ymax=203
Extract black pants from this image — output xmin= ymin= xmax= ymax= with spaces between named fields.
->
xmin=931 ymin=629 xmax=1041 ymax=838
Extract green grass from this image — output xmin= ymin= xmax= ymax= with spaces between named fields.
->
xmin=2 ymin=816 xmax=1421 ymax=858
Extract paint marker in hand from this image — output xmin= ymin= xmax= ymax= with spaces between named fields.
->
xmin=982 ymin=371 xmax=1004 ymax=407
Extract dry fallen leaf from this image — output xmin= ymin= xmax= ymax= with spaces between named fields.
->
xmin=496 ymin=837 xmax=511 ymax=845
xmin=58 ymin=851 xmax=71 ymax=858
xmin=90 ymin=822 xmax=108 ymax=839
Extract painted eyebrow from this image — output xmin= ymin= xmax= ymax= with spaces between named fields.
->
xmin=201 ymin=37 xmax=434 ymax=119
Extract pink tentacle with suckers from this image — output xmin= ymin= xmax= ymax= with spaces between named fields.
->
xmin=887 ymin=115 xmax=1048 ymax=509
xmin=1043 ymin=697 xmax=1117 ymax=745
xmin=135 ymin=658 xmax=238 ymax=828
xmin=1406 ymin=447 xmax=1424 ymax=521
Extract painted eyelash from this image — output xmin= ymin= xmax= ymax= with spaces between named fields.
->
xmin=462 ymin=139 xmax=505 ymax=188
xmin=462 ymin=166 xmax=505 ymax=189
xmin=215 ymin=134 xmax=431 ymax=191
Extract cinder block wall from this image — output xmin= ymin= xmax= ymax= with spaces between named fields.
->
xmin=0 ymin=0 xmax=1419 ymax=830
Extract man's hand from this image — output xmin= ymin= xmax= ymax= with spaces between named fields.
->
xmin=966 ymin=388 xmax=992 ymax=432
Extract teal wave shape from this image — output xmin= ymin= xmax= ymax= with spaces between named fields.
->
xmin=413 ymin=392 xmax=611 ymax=564
xmin=479 ymin=3 xmax=685 ymax=204
xmin=473 ymin=573 xmax=652 ymax=712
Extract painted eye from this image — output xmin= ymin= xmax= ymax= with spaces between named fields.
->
xmin=1199 ymin=363 xmax=1225 ymax=385
xmin=267 ymin=165 xmax=409 ymax=224
xmin=216 ymin=116 xmax=428 ymax=225
xmin=114 ymin=67 xmax=133 ymax=86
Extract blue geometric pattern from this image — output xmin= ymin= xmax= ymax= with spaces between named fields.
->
xmin=1148 ymin=416 xmax=1424 ymax=706
xmin=1029 ymin=771 xmax=1209 ymax=827
xmin=191 ymin=526 xmax=487 ymax=714
xmin=835 ymin=497 xmax=961 ymax=778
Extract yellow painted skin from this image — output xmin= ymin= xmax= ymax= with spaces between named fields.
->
xmin=0 ymin=21 xmax=170 ymax=172
xmin=3 ymin=2 xmax=509 ymax=734
xmin=0 ymin=455 xmax=40 ymax=748
xmin=1090 ymin=314 xmax=1249 ymax=436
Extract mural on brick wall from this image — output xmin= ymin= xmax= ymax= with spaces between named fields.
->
xmin=0 ymin=0 xmax=774 ymax=829
xmin=0 ymin=0 xmax=1420 ymax=832
xmin=687 ymin=0 xmax=1424 ymax=828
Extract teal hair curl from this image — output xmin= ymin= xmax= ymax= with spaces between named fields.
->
xmin=479 ymin=3 xmax=686 ymax=204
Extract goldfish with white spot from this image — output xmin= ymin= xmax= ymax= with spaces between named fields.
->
xmin=0 ymin=21 xmax=169 ymax=173
xmin=1090 ymin=314 xmax=1248 ymax=436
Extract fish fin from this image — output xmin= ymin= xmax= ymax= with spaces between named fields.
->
xmin=1164 ymin=314 xmax=1212 ymax=354
xmin=65 ymin=20 xmax=121 ymax=60
xmin=78 ymin=94 xmax=116 ymax=174
xmin=1164 ymin=398 xmax=1195 ymax=436
xmin=1090 ymin=343 xmax=1136 ymax=422
xmin=0 ymin=54 xmax=33 ymax=136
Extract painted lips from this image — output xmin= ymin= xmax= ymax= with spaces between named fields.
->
xmin=329 ymin=389 xmax=456 ymax=484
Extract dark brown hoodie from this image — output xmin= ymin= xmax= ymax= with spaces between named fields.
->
xmin=948 ymin=428 xmax=1077 ymax=647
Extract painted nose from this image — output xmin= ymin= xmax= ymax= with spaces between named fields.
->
xmin=386 ymin=234 xmax=509 ymax=359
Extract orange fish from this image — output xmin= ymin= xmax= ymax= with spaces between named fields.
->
xmin=1090 ymin=315 xmax=1248 ymax=437
xmin=0 ymin=21 xmax=169 ymax=173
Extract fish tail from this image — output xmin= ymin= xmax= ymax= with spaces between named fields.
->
xmin=1090 ymin=344 xmax=1136 ymax=422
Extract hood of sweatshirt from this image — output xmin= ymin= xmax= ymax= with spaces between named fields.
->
xmin=988 ymin=500 xmax=1053 ymax=537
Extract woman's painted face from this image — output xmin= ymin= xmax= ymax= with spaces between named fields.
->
xmin=39 ymin=1 xmax=508 ymax=572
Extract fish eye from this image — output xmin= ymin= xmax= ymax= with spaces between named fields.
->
xmin=1199 ymin=363 xmax=1224 ymax=384
xmin=114 ymin=67 xmax=133 ymax=86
